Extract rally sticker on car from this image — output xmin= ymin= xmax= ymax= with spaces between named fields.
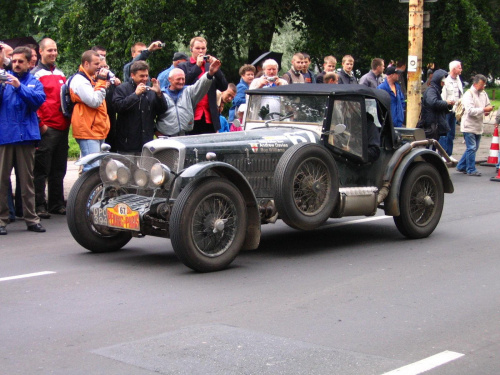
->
xmin=249 ymin=140 xmax=289 ymax=153
xmin=249 ymin=131 xmax=316 ymax=153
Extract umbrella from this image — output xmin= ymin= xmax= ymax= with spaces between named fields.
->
xmin=250 ymin=51 xmax=283 ymax=72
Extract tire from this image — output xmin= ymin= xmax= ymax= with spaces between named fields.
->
xmin=66 ymin=168 xmax=132 ymax=252
xmin=394 ymin=163 xmax=444 ymax=239
xmin=170 ymin=177 xmax=247 ymax=272
xmin=274 ymin=143 xmax=339 ymax=230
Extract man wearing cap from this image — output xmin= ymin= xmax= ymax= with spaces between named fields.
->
xmin=157 ymin=52 xmax=188 ymax=90
xmin=377 ymin=66 xmax=405 ymax=127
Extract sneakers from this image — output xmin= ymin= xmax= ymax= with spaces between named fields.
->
xmin=467 ymin=171 xmax=482 ymax=176
xmin=0 ymin=226 xmax=6 ymax=235
xmin=456 ymin=168 xmax=467 ymax=174
xmin=36 ymin=206 xmax=51 ymax=219
xmin=27 ymin=223 xmax=46 ymax=233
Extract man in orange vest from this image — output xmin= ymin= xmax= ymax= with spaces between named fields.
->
xmin=69 ymin=50 xmax=111 ymax=172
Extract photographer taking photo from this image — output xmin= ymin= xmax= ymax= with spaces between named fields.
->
xmin=69 ymin=50 xmax=112 ymax=172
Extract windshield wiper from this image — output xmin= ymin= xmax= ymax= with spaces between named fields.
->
xmin=264 ymin=112 xmax=294 ymax=127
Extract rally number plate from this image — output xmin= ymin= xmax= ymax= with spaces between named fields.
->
xmin=102 ymin=203 xmax=140 ymax=231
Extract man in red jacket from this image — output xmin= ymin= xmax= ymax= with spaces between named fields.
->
xmin=32 ymin=38 xmax=71 ymax=218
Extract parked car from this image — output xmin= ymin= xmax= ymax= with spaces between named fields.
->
xmin=67 ymin=84 xmax=454 ymax=272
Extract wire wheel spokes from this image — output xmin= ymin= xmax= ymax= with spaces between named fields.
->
xmin=192 ymin=194 xmax=238 ymax=257
xmin=409 ymin=176 xmax=436 ymax=226
xmin=293 ymin=158 xmax=331 ymax=215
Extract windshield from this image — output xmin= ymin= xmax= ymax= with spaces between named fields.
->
xmin=247 ymin=94 xmax=328 ymax=126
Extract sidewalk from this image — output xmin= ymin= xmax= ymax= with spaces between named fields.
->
xmin=12 ymin=110 xmax=500 ymax=201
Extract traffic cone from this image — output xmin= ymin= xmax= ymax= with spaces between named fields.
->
xmin=490 ymin=167 xmax=500 ymax=182
xmin=480 ymin=126 xmax=499 ymax=167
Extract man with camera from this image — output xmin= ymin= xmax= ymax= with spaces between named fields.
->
xmin=31 ymin=38 xmax=71 ymax=218
xmin=69 ymin=50 xmax=111 ymax=172
xmin=0 ymin=46 xmax=47 ymax=235
xmin=178 ymin=36 xmax=229 ymax=134
xmin=123 ymin=41 xmax=163 ymax=83
xmin=113 ymin=61 xmax=167 ymax=154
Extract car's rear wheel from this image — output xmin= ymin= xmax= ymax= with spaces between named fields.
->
xmin=67 ymin=168 xmax=132 ymax=252
xmin=274 ymin=143 xmax=339 ymax=230
xmin=170 ymin=177 xmax=247 ymax=272
xmin=394 ymin=163 xmax=444 ymax=238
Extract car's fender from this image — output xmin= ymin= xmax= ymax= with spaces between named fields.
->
xmin=384 ymin=148 xmax=454 ymax=216
xmin=74 ymin=152 xmax=118 ymax=166
xmin=178 ymin=161 xmax=261 ymax=251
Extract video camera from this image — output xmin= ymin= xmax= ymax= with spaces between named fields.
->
xmin=0 ymin=69 xmax=10 ymax=83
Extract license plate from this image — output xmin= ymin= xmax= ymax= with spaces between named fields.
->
xmin=106 ymin=203 xmax=140 ymax=231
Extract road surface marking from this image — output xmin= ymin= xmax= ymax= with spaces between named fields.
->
xmin=381 ymin=350 xmax=464 ymax=375
xmin=321 ymin=215 xmax=391 ymax=229
xmin=0 ymin=271 xmax=56 ymax=282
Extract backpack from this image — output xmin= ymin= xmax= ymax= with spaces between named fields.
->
xmin=60 ymin=72 xmax=88 ymax=118
xmin=455 ymin=98 xmax=465 ymax=122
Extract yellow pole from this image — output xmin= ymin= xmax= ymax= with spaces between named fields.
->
xmin=406 ymin=0 xmax=424 ymax=128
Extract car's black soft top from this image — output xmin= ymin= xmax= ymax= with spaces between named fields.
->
xmin=247 ymin=84 xmax=391 ymax=113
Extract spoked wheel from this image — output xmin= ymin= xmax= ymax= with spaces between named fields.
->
xmin=394 ymin=163 xmax=444 ymax=238
xmin=170 ymin=177 xmax=247 ymax=272
xmin=274 ymin=143 xmax=339 ymax=230
xmin=67 ymin=168 xmax=132 ymax=252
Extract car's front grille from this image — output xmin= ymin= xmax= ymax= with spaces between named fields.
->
xmin=152 ymin=149 xmax=181 ymax=173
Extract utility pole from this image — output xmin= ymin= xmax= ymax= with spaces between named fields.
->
xmin=406 ymin=0 xmax=424 ymax=128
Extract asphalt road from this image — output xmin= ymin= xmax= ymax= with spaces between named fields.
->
xmin=1 ymin=165 xmax=499 ymax=375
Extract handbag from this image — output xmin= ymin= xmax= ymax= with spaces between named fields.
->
xmin=455 ymin=98 xmax=464 ymax=121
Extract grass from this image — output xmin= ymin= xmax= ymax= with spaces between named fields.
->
xmin=68 ymin=127 xmax=80 ymax=159
xmin=485 ymin=88 xmax=500 ymax=110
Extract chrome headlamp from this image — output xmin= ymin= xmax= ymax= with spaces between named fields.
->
xmin=133 ymin=168 xmax=149 ymax=187
xmin=150 ymin=163 xmax=171 ymax=186
xmin=105 ymin=160 xmax=131 ymax=185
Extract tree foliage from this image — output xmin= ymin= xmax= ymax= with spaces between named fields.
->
xmin=1 ymin=0 xmax=499 ymax=82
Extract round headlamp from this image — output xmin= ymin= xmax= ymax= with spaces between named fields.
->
xmin=150 ymin=163 xmax=171 ymax=186
xmin=134 ymin=168 xmax=149 ymax=187
xmin=105 ymin=160 xmax=130 ymax=185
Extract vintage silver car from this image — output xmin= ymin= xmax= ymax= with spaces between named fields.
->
xmin=67 ymin=84 xmax=454 ymax=272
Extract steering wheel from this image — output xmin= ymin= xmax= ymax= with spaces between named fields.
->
xmin=263 ymin=112 xmax=282 ymax=120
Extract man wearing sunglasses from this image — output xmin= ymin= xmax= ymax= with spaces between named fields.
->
xmin=0 ymin=46 xmax=47 ymax=235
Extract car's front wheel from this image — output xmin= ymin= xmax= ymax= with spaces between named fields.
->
xmin=66 ymin=168 xmax=132 ymax=252
xmin=170 ymin=177 xmax=247 ymax=272
xmin=394 ymin=163 xmax=444 ymax=239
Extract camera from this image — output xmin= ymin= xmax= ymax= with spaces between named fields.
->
xmin=267 ymin=76 xmax=276 ymax=82
xmin=158 ymin=42 xmax=165 ymax=48
xmin=203 ymin=55 xmax=210 ymax=62
xmin=0 ymin=69 xmax=9 ymax=83
xmin=96 ymin=68 xmax=116 ymax=84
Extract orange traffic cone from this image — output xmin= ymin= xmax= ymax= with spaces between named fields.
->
xmin=480 ymin=126 xmax=499 ymax=167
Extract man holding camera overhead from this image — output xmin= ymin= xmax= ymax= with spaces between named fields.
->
xmin=69 ymin=50 xmax=111 ymax=173
xmin=123 ymin=41 xmax=163 ymax=83
xmin=178 ymin=36 xmax=228 ymax=134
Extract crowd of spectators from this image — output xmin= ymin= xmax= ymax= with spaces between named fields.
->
xmin=0 ymin=35 xmax=495 ymax=234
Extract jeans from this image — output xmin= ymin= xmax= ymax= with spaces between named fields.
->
xmin=457 ymin=132 xmax=481 ymax=174
xmin=438 ymin=113 xmax=456 ymax=156
xmin=76 ymin=139 xmax=104 ymax=172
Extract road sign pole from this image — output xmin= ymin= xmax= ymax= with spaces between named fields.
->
xmin=406 ymin=0 xmax=424 ymax=128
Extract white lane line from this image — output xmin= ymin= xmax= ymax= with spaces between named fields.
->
xmin=381 ymin=350 xmax=464 ymax=375
xmin=0 ymin=271 xmax=56 ymax=282
xmin=321 ymin=215 xmax=391 ymax=229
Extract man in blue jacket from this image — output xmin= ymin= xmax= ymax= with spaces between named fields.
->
xmin=0 ymin=47 xmax=47 ymax=235
xmin=377 ymin=66 xmax=405 ymax=127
